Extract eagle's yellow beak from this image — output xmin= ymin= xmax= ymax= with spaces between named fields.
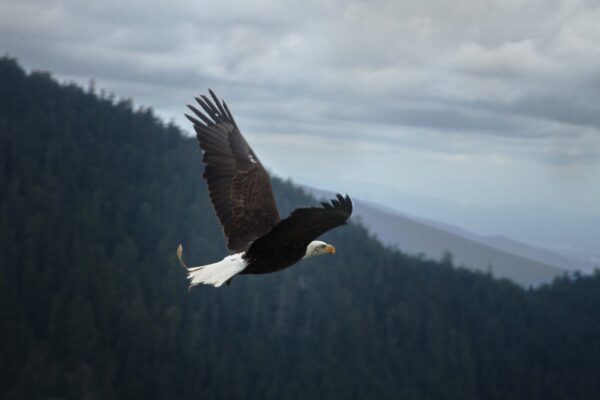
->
xmin=325 ymin=244 xmax=336 ymax=254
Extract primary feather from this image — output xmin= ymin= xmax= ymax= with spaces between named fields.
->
xmin=185 ymin=90 xmax=280 ymax=252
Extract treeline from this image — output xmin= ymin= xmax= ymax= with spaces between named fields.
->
xmin=1 ymin=57 xmax=599 ymax=399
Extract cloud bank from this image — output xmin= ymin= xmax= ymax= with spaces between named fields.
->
xmin=2 ymin=0 xmax=600 ymax=217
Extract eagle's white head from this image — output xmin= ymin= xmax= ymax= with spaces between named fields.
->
xmin=303 ymin=240 xmax=336 ymax=259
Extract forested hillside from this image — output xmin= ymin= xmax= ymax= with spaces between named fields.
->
xmin=1 ymin=57 xmax=599 ymax=399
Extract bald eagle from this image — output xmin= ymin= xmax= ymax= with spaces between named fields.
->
xmin=177 ymin=90 xmax=353 ymax=288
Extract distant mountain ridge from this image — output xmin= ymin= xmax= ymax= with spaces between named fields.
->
xmin=366 ymin=199 xmax=594 ymax=273
xmin=305 ymin=187 xmax=590 ymax=286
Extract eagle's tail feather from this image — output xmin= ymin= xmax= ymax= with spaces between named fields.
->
xmin=177 ymin=244 xmax=247 ymax=288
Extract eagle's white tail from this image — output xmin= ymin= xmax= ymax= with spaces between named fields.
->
xmin=177 ymin=244 xmax=247 ymax=288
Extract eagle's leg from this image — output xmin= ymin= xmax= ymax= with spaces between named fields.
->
xmin=226 ymin=278 xmax=233 ymax=286
xmin=176 ymin=244 xmax=189 ymax=270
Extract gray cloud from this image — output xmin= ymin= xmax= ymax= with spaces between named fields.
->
xmin=2 ymin=0 xmax=600 ymax=168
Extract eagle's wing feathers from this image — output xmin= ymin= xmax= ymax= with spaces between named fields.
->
xmin=246 ymin=194 xmax=353 ymax=258
xmin=186 ymin=90 xmax=280 ymax=252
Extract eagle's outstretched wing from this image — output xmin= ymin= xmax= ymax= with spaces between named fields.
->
xmin=185 ymin=90 xmax=280 ymax=252
xmin=245 ymin=194 xmax=353 ymax=259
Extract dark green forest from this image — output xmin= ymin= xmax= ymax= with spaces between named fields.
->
xmin=1 ymin=57 xmax=599 ymax=399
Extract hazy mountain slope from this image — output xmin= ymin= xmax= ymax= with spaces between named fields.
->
xmin=357 ymin=186 xmax=600 ymax=268
xmin=478 ymin=236 xmax=591 ymax=272
xmin=307 ymin=188 xmax=566 ymax=286
xmin=2 ymin=58 xmax=600 ymax=400
xmin=400 ymin=210 xmax=594 ymax=273
xmin=353 ymin=200 xmax=565 ymax=286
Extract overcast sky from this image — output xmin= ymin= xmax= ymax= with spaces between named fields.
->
xmin=2 ymin=0 xmax=599 ymax=249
